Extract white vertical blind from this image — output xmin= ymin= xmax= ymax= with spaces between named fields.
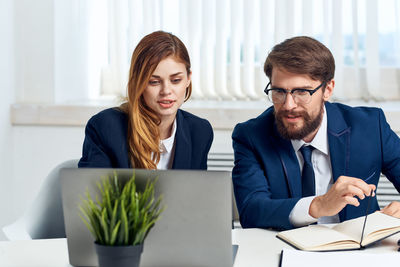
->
xmin=201 ymin=0 xmax=217 ymax=99
xmin=101 ymin=0 xmax=400 ymax=101
xmin=322 ymin=0 xmax=331 ymax=47
xmin=302 ymin=0 xmax=313 ymax=36
xmin=396 ymin=0 xmax=400 ymax=68
xmin=351 ymin=0 xmax=362 ymax=100
xmin=242 ymin=0 xmax=257 ymax=99
xmin=185 ymin=0 xmax=202 ymax=98
xmin=128 ymin=0 xmax=144 ymax=51
xmin=331 ymin=0 xmax=344 ymax=100
xmin=275 ymin=0 xmax=289 ymax=42
xmin=396 ymin=1 xmax=400 ymax=101
xmin=215 ymin=0 xmax=230 ymax=99
xmin=229 ymin=0 xmax=245 ymax=99
xmin=365 ymin=0 xmax=381 ymax=100
xmin=259 ymin=0 xmax=274 ymax=94
xmin=143 ymin=0 xmax=161 ymax=34
xmin=107 ymin=0 xmax=128 ymax=96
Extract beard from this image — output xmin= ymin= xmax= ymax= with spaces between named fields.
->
xmin=274 ymin=102 xmax=324 ymax=140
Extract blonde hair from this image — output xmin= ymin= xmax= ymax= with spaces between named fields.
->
xmin=122 ymin=31 xmax=192 ymax=169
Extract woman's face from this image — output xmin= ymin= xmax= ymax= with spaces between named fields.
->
xmin=142 ymin=56 xmax=191 ymax=122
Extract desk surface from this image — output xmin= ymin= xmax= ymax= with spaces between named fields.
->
xmin=1 ymin=228 xmax=399 ymax=267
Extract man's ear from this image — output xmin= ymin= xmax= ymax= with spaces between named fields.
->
xmin=323 ymin=79 xmax=334 ymax=101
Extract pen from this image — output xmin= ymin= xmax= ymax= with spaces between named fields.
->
xmin=360 ymin=190 xmax=373 ymax=248
xmin=363 ymin=172 xmax=376 ymax=198
xmin=364 ymin=171 xmax=376 ymax=183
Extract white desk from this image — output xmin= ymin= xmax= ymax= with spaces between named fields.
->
xmin=0 ymin=229 xmax=399 ymax=267
xmin=233 ymin=228 xmax=400 ymax=266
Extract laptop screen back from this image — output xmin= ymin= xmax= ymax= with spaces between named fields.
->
xmin=60 ymin=168 xmax=233 ymax=267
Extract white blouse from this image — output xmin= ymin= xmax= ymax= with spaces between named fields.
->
xmin=156 ymin=119 xmax=177 ymax=170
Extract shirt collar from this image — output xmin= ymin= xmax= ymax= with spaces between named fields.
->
xmin=160 ymin=119 xmax=177 ymax=154
xmin=291 ymin=105 xmax=329 ymax=155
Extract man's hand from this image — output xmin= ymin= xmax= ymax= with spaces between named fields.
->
xmin=381 ymin=201 xmax=400 ymax=218
xmin=309 ymin=176 xmax=376 ymax=219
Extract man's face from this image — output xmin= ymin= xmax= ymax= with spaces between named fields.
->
xmin=271 ymin=68 xmax=334 ymax=142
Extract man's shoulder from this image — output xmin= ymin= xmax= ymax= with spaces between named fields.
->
xmin=232 ymin=106 xmax=276 ymax=142
xmin=327 ymin=102 xmax=382 ymax=121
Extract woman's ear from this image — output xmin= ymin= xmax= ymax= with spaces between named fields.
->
xmin=187 ymin=71 xmax=192 ymax=87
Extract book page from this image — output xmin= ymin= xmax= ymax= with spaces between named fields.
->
xmin=332 ymin=215 xmax=366 ymax=241
xmin=277 ymin=224 xmax=359 ymax=250
xmin=362 ymin=212 xmax=400 ymax=245
xmin=333 ymin=212 xmax=400 ymax=245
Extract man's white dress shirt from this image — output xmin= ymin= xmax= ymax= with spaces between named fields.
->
xmin=289 ymin=107 xmax=340 ymax=226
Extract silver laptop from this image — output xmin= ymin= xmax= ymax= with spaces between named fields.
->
xmin=60 ymin=168 xmax=233 ymax=267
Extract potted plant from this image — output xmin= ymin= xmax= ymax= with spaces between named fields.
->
xmin=79 ymin=171 xmax=164 ymax=267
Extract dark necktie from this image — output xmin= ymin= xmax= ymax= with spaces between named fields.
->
xmin=300 ymin=145 xmax=315 ymax=197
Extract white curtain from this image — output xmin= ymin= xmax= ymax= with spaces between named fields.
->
xmin=100 ymin=0 xmax=400 ymax=101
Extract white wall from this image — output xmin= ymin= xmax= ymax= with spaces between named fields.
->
xmin=14 ymin=0 xmax=90 ymax=104
xmin=0 ymin=0 xmax=86 ymax=239
xmin=14 ymin=0 xmax=54 ymax=103
xmin=11 ymin=126 xmax=84 ymax=217
xmin=0 ymin=0 xmax=15 ymax=240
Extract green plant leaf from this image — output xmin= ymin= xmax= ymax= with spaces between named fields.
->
xmin=121 ymin=198 xmax=129 ymax=245
xmin=109 ymin=220 xmax=121 ymax=245
xmin=78 ymin=206 xmax=96 ymax=238
xmin=109 ymin=199 xmax=119 ymax=236
xmin=78 ymin=171 xmax=164 ymax=246
xmin=100 ymin=208 xmax=110 ymax=244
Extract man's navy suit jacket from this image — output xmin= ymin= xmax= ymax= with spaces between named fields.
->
xmin=78 ymin=108 xmax=213 ymax=170
xmin=232 ymin=102 xmax=400 ymax=230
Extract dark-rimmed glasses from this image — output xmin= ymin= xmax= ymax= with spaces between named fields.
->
xmin=264 ymin=82 xmax=326 ymax=104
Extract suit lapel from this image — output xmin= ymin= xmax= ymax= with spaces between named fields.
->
xmin=172 ymin=110 xmax=192 ymax=169
xmin=326 ymin=102 xmax=351 ymax=182
xmin=325 ymin=102 xmax=351 ymax=222
xmin=272 ymin=124 xmax=302 ymax=198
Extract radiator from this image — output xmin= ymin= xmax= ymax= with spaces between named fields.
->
xmin=377 ymin=176 xmax=400 ymax=208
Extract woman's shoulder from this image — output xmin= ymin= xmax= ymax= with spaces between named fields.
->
xmin=89 ymin=107 xmax=127 ymax=122
xmin=87 ymin=107 xmax=128 ymax=130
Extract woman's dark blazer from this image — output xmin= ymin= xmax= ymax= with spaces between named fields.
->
xmin=78 ymin=108 xmax=213 ymax=169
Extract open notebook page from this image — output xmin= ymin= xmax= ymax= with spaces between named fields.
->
xmin=333 ymin=212 xmax=400 ymax=244
xmin=278 ymin=224 xmax=358 ymax=250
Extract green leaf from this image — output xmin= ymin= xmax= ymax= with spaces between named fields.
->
xmin=78 ymin=171 xmax=164 ymax=246
xmin=121 ymin=198 xmax=129 ymax=245
xmin=109 ymin=199 xmax=119 ymax=235
xmin=100 ymin=208 xmax=110 ymax=244
xmin=109 ymin=220 xmax=121 ymax=245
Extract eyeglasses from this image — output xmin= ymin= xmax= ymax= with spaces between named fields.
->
xmin=264 ymin=81 xmax=326 ymax=104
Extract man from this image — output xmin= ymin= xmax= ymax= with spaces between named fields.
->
xmin=232 ymin=36 xmax=400 ymax=230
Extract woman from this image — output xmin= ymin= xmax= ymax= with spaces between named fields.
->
xmin=78 ymin=31 xmax=213 ymax=169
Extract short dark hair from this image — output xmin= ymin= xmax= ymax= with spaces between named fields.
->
xmin=264 ymin=36 xmax=335 ymax=83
